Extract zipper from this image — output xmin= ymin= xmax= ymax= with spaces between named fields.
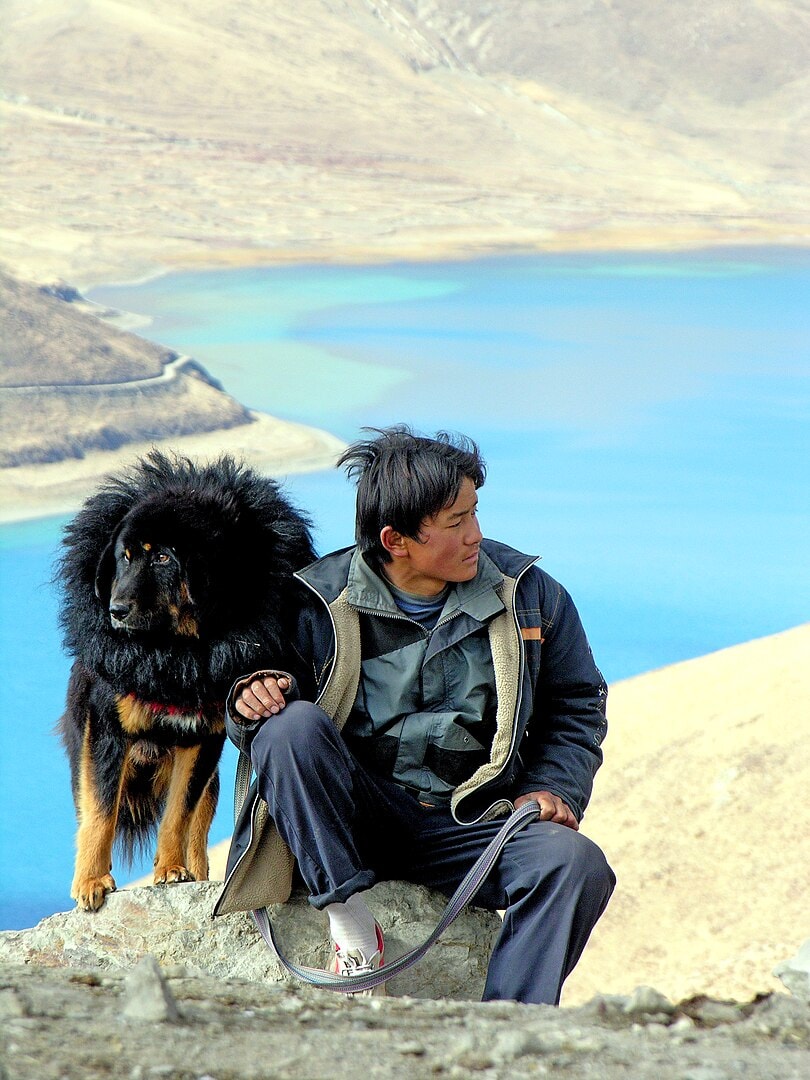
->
xmin=454 ymin=557 xmax=537 ymax=825
xmin=352 ymin=606 xmax=426 ymax=630
xmin=293 ymin=571 xmax=343 ymax=708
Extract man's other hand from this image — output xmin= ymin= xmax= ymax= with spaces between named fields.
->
xmin=515 ymin=790 xmax=579 ymax=831
xmin=235 ymin=676 xmax=290 ymax=722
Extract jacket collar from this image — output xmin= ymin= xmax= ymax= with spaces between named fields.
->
xmin=296 ymin=539 xmax=538 ymax=608
xmin=346 ymin=547 xmax=506 ymax=625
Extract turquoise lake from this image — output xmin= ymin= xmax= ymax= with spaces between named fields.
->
xmin=1 ymin=248 xmax=807 ymax=928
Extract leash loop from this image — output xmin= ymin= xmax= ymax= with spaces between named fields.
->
xmin=250 ymin=800 xmax=541 ymax=994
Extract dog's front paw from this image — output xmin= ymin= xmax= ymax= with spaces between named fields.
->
xmin=153 ymin=864 xmax=195 ymax=885
xmin=72 ymin=873 xmax=117 ymax=911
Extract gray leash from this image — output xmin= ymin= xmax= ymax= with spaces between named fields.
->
xmin=234 ymin=750 xmax=540 ymax=994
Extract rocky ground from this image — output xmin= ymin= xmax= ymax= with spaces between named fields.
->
xmin=1 ymin=959 xmax=809 ymax=1080
xmin=1 ymin=883 xmax=808 ymax=1079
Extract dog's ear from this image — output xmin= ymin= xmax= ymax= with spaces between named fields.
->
xmin=177 ymin=550 xmax=199 ymax=610
xmin=94 ymin=527 xmax=121 ymax=602
xmin=179 ymin=564 xmax=196 ymax=610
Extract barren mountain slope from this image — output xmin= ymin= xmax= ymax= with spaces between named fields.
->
xmin=1 ymin=0 xmax=806 ymax=284
xmin=397 ymin=1 xmax=810 ymax=151
xmin=0 ymin=273 xmax=254 ymax=466
xmin=0 ymin=273 xmax=172 ymax=385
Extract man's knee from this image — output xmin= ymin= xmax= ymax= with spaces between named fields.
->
xmin=514 ymin=823 xmax=615 ymax=895
xmin=250 ymin=700 xmax=335 ymax=769
xmin=567 ymin=830 xmax=615 ymax=896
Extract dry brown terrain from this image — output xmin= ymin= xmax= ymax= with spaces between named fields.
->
xmin=1 ymin=0 xmax=808 ymax=287
xmin=564 ymin=623 xmax=810 ymax=1005
xmin=0 ymin=271 xmax=254 ymax=467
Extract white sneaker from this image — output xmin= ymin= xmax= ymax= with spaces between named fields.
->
xmin=331 ymin=921 xmax=386 ymax=998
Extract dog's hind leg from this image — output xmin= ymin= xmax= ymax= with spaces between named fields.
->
xmin=152 ymin=746 xmax=198 ymax=884
xmin=186 ymin=771 xmax=219 ymax=882
xmin=188 ymin=731 xmax=225 ymax=880
xmin=182 ymin=731 xmax=223 ymax=880
xmin=71 ymin=720 xmax=128 ymax=912
xmin=152 ymin=733 xmax=220 ymax=884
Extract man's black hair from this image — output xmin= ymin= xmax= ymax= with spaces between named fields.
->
xmin=337 ymin=425 xmax=486 ymax=566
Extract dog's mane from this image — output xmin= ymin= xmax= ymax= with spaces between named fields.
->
xmin=56 ymin=450 xmax=316 ymax=709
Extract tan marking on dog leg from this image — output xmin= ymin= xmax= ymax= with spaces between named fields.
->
xmin=186 ymin=778 xmax=217 ymax=881
xmin=115 ymin=695 xmax=154 ymax=735
xmin=71 ymin=725 xmax=125 ymax=911
xmin=153 ymin=745 xmax=198 ymax=884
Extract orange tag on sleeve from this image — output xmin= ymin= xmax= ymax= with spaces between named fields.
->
xmin=520 ymin=627 xmax=544 ymax=642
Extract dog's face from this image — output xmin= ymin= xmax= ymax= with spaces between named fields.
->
xmin=99 ymin=528 xmax=199 ymax=637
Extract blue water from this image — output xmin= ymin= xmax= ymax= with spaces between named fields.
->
xmin=2 ymin=249 xmax=808 ymax=930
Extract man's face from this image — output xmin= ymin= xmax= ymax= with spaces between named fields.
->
xmin=394 ymin=476 xmax=483 ymax=595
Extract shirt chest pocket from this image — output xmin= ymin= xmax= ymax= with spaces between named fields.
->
xmin=424 ymin=717 xmax=490 ymax=786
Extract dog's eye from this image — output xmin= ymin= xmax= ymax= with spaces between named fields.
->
xmin=124 ymin=549 xmax=132 ymax=563
xmin=154 ymin=552 xmax=171 ymax=565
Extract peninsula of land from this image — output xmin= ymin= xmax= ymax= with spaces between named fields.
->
xmin=0 ymin=272 xmax=343 ymax=522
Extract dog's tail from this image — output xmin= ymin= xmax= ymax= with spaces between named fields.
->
xmin=114 ymin=743 xmax=222 ymax=866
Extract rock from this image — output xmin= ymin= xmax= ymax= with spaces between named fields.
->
xmin=669 ymin=1015 xmax=698 ymax=1043
xmin=680 ymin=1068 xmax=732 ymax=1080
xmin=774 ymin=938 xmax=810 ymax=1002
xmin=737 ymin=991 xmax=810 ymax=1043
xmin=122 ymin=956 xmax=179 ymax=1023
xmin=622 ymin=985 xmax=677 ymax=1019
xmin=580 ymin=992 xmax=631 ymax=1021
xmin=687 ymin=999 xmax=744 ymax=1027
xmin=0 ymin=987 xmax=27 ymax=1019
xmin=0 ymin=880 xmax=500 ymax=1000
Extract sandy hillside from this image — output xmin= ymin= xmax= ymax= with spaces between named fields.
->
xmin=205 ymin=624 xmax=810 ymax=1006
xmin=564 ymin=622 xmax=810 ymax=1005
xmin=2 ymin=0 xmax=808 ymax=286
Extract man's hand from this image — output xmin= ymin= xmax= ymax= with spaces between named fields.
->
xmin=234 ymin=676 xmax=290 ymax=722
xmin=514 ymin=790 xmax=579 ymax=831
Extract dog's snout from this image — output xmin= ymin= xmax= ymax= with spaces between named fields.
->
xmin=109 ymin=600 xmax=133 ymax=623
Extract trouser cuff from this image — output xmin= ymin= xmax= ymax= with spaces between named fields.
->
xmin=307 ymin=869 xmax=377 ymax=910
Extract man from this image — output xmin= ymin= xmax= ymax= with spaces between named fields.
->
xmin=213 ymin=426 xmax=614 ymax=1004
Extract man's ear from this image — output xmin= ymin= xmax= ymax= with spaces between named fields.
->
xmin=380 ymin=525 xmax=409 ymax=559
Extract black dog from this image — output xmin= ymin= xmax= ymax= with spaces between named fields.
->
xmin=57 ymin=450 xmax=315 ymax=911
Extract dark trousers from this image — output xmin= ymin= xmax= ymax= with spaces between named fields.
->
xmin=250 ymin=700 xmax=615 ymax=1005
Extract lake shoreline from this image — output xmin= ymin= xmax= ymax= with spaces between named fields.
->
xmin=9 ymin=227 xmax=808 ymax=294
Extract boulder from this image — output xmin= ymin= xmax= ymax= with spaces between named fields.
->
xmin=0 ymin=880 xmax=500 ymax=1000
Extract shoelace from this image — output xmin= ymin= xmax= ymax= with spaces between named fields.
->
xmin=337 ymin=951 xmax=372 ymax=973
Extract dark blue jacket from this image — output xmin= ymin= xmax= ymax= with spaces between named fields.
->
xmin=214 ymin=539 xmax=607 ymax=915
